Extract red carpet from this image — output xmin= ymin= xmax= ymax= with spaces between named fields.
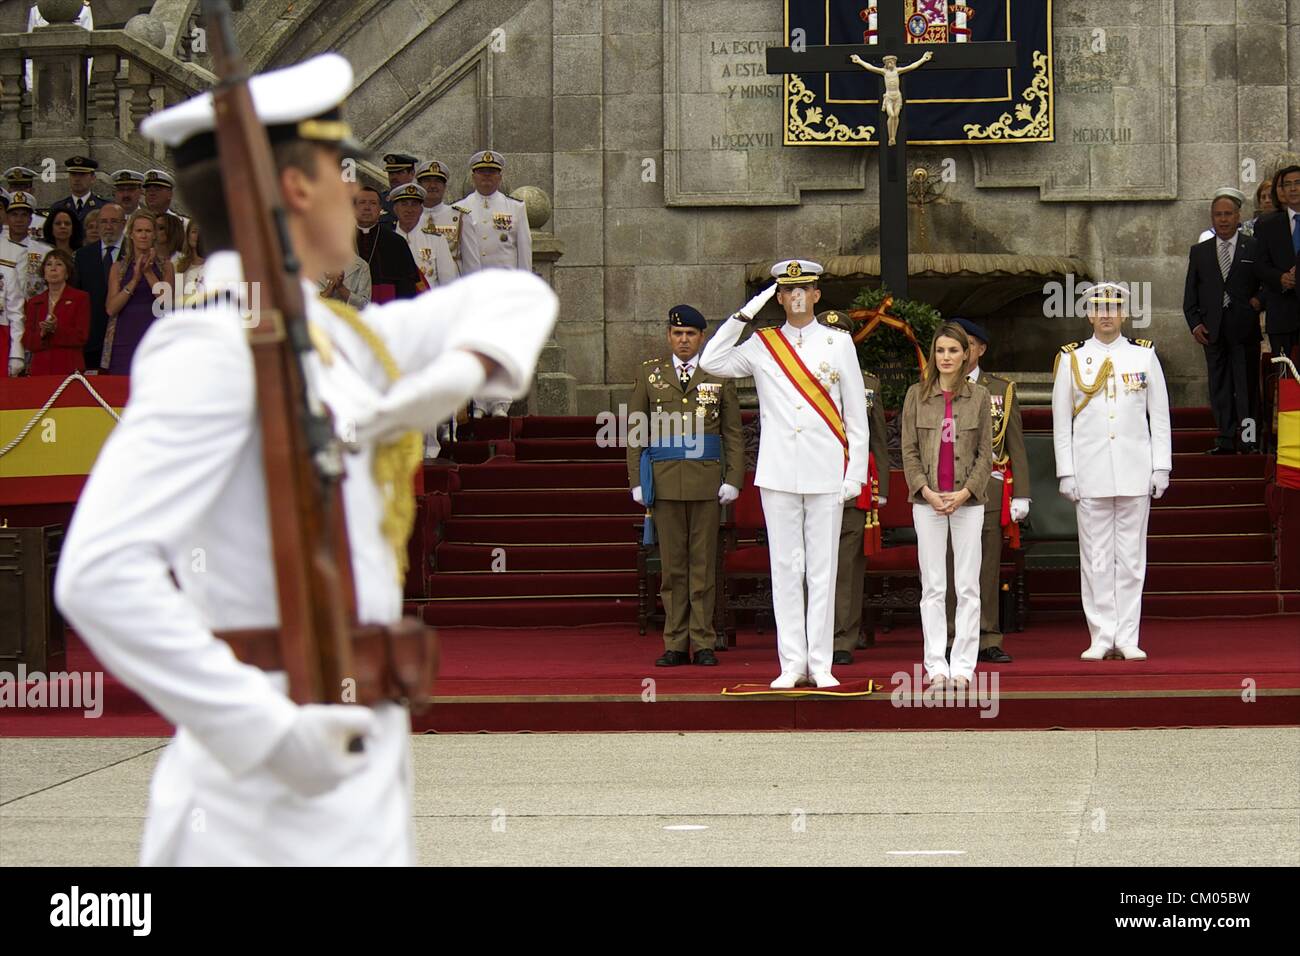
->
xmin=2 ymin=619 xmax=1295 ymax=736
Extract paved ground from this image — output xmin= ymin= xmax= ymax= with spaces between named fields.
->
xmin=1 ymin=728 xmax=1297 ymax=866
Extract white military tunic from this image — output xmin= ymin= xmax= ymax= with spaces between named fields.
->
xmin=0 ymin=252 xmax=24 ymax=365
xmin=1052 ymin=334 xmax=1172 ymax=652
xmin=56 ymin=252 xmax=557 ymax=865
xmin=457 ymin=189 xmax=532 ymax=274
xmin=0 ymin=234 xmax=52 ymax=298
xmin=700 ymin=316 xmax=869 ymax=678
xmin=395 ymin=221 xmax=457 ymax=287
xmin=417 ymin=202 xmax=469 ymax=263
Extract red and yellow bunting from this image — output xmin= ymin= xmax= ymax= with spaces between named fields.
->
xmin=755 ymin=328 xmax=849 ymax=461
xmin=1279 ymin=377 xmax=1300 ymax=490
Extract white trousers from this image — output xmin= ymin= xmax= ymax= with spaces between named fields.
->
xmin=913 ymin=503 xmax=983 ymax=681
xmin=760 ymin=488 xmax=843 ymax=677
xmin=1076 ymin=495 xmax=1151 ymax=651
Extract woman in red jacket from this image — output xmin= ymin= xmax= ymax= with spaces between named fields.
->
xmin=22 ymin=249 xmax=90 ymax=376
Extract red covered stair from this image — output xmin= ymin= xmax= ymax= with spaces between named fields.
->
xmin=406 ymin=409 xmax=1300 ymax=628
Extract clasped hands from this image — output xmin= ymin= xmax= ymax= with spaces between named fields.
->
xmin=922 ymin=485 xmax=970 ymax=516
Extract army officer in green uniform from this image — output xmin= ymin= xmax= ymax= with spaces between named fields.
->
xmin=627 ymin=305 xmax=745 ymax=667
xmin=818 ymin=311 xmax=892 ymax=665
xmin=945 ymin=317 xmax=1031 ymax=663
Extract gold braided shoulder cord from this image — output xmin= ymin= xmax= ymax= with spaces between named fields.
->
xmin=317 ymin=298 xmax=424 ymax=584
xmin=990 ymin=379 xmax=1014 ymax=448
xmin=1070 ymin=351 xmax=1113 ymax=418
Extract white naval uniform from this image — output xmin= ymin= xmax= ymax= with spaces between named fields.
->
xmin=395 ymin=222 xmax=457 ymax=288
xmin=0 ymin=252 xmax=24 ymax=368
xmin=456 ymin=189 xmax=532 ymax=274
xmin=700 ymin=316 xmax=869 ymax=678
xmin=1052 ymin=334 xmax=1172 ymax=653
xmin=458 ymin=190 xmax=533 ymax=415
xmin=418 ymin=202 xmax=469 ymax=264
xmin=0 ymin=235 xmax=52 ymax=298
xmin=55 ymin=252 xmax=557 ymax=865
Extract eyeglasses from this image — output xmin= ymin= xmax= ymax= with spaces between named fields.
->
xmin=1280 ymin=178 xmax=1300 ymax=189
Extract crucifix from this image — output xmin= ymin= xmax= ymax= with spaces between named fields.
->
xmin=766 ymin=0 xmax=1017 ymax=299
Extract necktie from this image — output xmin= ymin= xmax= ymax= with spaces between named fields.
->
xmin=1218 ymin=239 xmax=1232 ymax=307
xmin=102 ymin=244 xmax=114 ymax=275
xmin=75 ymin=198 xmax=83 ymax=214
xmin=1292 ymin=214 xmax=1300 ymax=254
xmin=679 ymin=363 xmax=692 ymax=388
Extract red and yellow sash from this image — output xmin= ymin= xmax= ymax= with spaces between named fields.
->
xmin=755 ymin=327 xmax=848 ymax=463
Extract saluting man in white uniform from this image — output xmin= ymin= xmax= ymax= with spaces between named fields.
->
xmin=1052 ymin=282 xmax=1172 ymax=662
xmin=700 ymin=260 xmax=869 ymax=688
xmin=54 ymin=53 xmax=558 ymax=866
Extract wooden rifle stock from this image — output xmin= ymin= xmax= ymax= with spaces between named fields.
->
xmin=200 ymin=0 xmax=356 ymax=704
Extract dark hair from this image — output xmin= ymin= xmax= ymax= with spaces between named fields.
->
xmin=1272 ymin=165 xmax=1300 ymax=208
xmin=41 ymin=247 xmax=77 ymax=286
xmin=357 ymin=185 xmax=382 ymax=201
xmin=154 ymin=212 xmax=185 ymax=257
xmin=177 ymin=220 xmax=206 ymax=274
xmin=43 ymin=208 xmax=85 ymax=251
xmin=173 ymin=139 xmax=327 ymax=252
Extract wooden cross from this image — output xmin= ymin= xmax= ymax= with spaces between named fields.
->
xmin=767 ymin=0 xmax=1017 ymax=299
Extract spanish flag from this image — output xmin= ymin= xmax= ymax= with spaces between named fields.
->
xmin=0 ymin=374 xmax=128 ymax=506
xmin=1279 ymin=373 xmax=1300 ymax=490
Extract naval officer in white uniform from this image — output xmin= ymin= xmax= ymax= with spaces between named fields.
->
xmin=54 ymin=53 xmax=558 ymax=866
xmin=416 ymin=159 xmax=470 ymax=265
xmin=700 ymin=260 xmax=869 ymax=688
xmin=457 ymin=149 xmax=533 ymax=417
xmin=1052 ymin=282 xmax=1172 ymax=662
xmin=388 ymin=182 xmax=457 ymax=288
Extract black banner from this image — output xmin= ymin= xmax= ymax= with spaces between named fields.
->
xmin=782 ymin=0 xmax=1054 ymax=146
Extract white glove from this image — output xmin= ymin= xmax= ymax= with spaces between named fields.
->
xmin=352 ymin=350 xmax=486 ymax=446
xmin=1009 ymin=498 xmax=1030 ymax=523
xmin=738 ymin=283 xmax=778 ymax=320
xmin=718 ymin=483 xmax=739 ymax=505
xmin=839 ymin=479 xmax=863 ymax=504
xmin=1059 ymin=477 xmax=1080 ymax=503
xmin=262 ymin=704 xmax=378 ymax=798
xmin=877 ymin=496 xmax=887 ymax=507
xmin=1151 ymin=470 xmax=1170 ymax=499
xmin=631 ymin=486 xmax=644 ymax=506
xmin=8 ymin=358 xmax=23 ymax=377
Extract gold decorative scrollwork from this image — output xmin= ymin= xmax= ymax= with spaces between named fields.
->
xmin=962 ymin=50 xmax=1050 ymax=140
xmin=786 ymin=74 xmax=876 ymax=143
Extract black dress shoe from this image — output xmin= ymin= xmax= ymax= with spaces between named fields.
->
xmin=832 ymin=650 xmax=854 ymax=666
xmin=656 ymin=650 xmax=689 ymax=667
xmin=1206 ymin=444 xmax=1235 ymax=455
xmin=693 ymin=649 xmax=719 ymax=666
xmin=978 ymin=645 xmax=1013 ymax=663
xmin=1241 ymin=443 xmax=1261 ymax=455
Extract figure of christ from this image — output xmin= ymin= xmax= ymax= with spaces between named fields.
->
xmin=849 ymin=51 xmax=933 ymax=146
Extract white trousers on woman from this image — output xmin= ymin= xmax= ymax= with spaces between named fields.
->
xmin=913 ymin=502 xmax=983 ymax=680
xmin=760 ymin=488 xmax=844 ymax=678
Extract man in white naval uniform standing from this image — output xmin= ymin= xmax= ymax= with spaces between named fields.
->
xmin=416 ymin=159 xmax=470 ymax=265
xmin=457 ymin=150 xmax=533 ymax=417
xmin=54 ymin=54 xmax=558 ymax=866
xmin=389 ymin=182 xmax=457 ymax=288
xmin=1052 ymin=282 xmax=1172 ymax=662
xmin=700 ymin=260 xmax=868 ymax=688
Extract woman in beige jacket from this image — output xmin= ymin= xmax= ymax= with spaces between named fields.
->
xmin=901 ymin=322 xmax=993 ymax=690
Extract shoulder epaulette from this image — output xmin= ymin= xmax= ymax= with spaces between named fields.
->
xmin=1059 ymin=340 xmax=1086 ymax=353
xmin=0 ymin=258 xmax=15 ymax=267
xmin=451 ymin=204 xmax=470 ymax=214
xmin=1127 ymin=337 xmax=1154 ymax=349
xmin=642 ymin=357 xmax=661 ymax=366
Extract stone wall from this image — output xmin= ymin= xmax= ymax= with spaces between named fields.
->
xmin=5 ymin=0 xmax=1298 ymax=407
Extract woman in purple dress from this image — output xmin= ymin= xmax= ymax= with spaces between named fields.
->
xmin=101 ymin=210 xmax=174 ymax=375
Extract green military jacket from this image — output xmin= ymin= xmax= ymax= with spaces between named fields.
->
xmin=974 ymin=370 xmax=1031 ymax=511
xmin=625 ymin=355 xmax=745 ymax=501
xmin=861 ymin=370 xmax=892 ymax=502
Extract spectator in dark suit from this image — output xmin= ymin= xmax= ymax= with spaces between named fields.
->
xmin=1254 ymin=165 xmax=1300 ymax=360
xmin=1184 ymin=189 xmax=1264 ymax=454
xmin=72 ymin=202 xmax=125 ymax=370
